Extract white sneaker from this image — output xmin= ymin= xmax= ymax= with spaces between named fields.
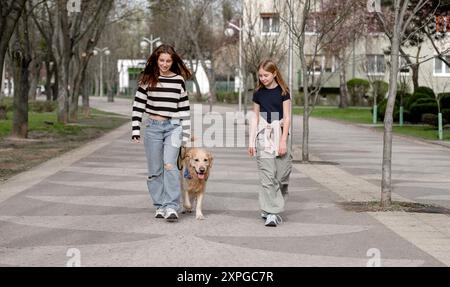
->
xmin=155 ymin=208 xmax=165 ymax=219
xmin=165 ymin=208 xmax=178 ymax=222
xmin=261 ymin=211 xmax=268 ymax=220
xmin=265 ymin=214 xmax=283 ymax=227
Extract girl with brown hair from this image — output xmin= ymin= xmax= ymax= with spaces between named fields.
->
xmin=131 ymin=44 xmax=192 ymax=222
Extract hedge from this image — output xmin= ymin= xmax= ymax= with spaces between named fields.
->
xmin=438 ymin=93 xmax=450 ymax=109
xmin=409 ymin=102 xmax=438 ymax=123
xmin=414 ymin=86 xmax=435 ymax=97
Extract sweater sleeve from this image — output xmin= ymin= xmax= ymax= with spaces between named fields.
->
xmin=178 ymin=80 xmax=191 ymax=145
xmin=131 ymin=85 xmax=147 ymax=138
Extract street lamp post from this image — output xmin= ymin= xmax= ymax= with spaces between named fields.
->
xmin=288 ymin=0 xmax=294 ymax=152
xmin=93 ymin=47 xmax=110 ymax=98
xmin=225 ymin=20 xmax=243 ymax=112
xmin=140 ymin=35 xmax=162 ymax=55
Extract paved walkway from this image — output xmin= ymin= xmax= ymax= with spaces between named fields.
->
xmin=0 ymin=97 xmax=448 ymax=266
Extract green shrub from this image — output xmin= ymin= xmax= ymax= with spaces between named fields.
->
xmin=414 ymin=97 xmax=436 ymax=106
xmin=409 ymin=103 xmax=438 ymax=123
xmin=216 ymin=91 xmax=225 ymax=103
xmin=0 ymin=103 xmax=7 ymax=120
xmin=405 ymin=92 xmax=434 ymax=111
xmin=442 ymin=109 xmax=450 ymax=123
xmin=292 ymin=92 xmax=303 ymax=106
xmin=421 ymin=113 xmax=438 ymax=127
xmin=438 ymin=93 xmax=450 ymax=109
xmin=414 ymin=86 xmax=435 ymax=97
xmin=0 ymin=97 xmax=13 ymax=112
xmin=29 ymin=101 xmax=57 ymax=113
xmin=376 ymin=92 xmax=410 ymax=122
xmin=376 ymin=98 xmax=401 ymax=122
xmin=225 ymin=92 xmax=238 ymax=104
xmin=368 ymin=80 xmax=388 ymax=106
xmin=347 ymin=78 xmax=370 ymax=106
xmin=397 ymin=91 xmax=412 ymax=106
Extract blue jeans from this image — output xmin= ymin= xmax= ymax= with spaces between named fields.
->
xmin=144 ymin=118 xmax=182 ymax=211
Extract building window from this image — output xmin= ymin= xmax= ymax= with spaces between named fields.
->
xmin=306 ymin=55 xmax=335 ymax=74
xmin=434 ymin=56 xmax=450 ymax=75
xmin=367 ymin=54 xmax=385 ymax=74
xmin=261 ymin=13 xmax=280 ymax=34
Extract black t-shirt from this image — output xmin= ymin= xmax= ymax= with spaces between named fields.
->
xmin=252 ymin=85 xmax=290 ymax=123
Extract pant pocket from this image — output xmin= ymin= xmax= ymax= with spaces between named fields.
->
xmin=170 ymin=118 xmax=181 ymax=127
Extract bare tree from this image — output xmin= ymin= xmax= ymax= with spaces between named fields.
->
xmin=284 ymin=0 xmax=351 ymax=161
xmin=243 ymin=0 xmax=288 ymax=114
xmin=375 ymin=0 xmax=434 ymax=207
xmin=9 ymin=4 xmax=32 ymax=138
xmin=0 ymin=0 xmax=27 ymax=99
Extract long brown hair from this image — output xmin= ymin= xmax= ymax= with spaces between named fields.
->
xmin=256 ymin=59 xmax=289 ymax=96
xmin=139 ymin=44 xmax=192 ymax=88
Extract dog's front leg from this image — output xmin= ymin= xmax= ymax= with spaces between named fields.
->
xmin=195 ymin=191 xmax=205 ymax=220
xmin=182 ymin=188 xmax=192 ymax=213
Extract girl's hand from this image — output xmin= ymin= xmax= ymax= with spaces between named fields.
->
xmin=248 ymin=147 xmax=256 ymax=157
xmin=278 ymin=139 xmax=287 ymax=156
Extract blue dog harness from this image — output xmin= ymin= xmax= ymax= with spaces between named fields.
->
xmin=184 ymin=168 xmax=192 ymax=180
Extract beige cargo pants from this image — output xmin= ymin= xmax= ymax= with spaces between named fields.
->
xmin=256 ymin=134 xmax=292 ymax=214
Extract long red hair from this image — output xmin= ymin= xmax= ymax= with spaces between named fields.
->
xmin=139 ymin=44 xmax=192 ymax=88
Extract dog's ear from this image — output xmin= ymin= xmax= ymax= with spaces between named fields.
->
xmin=207 ymin=152 xmax=213 ymax=169
xmin=184 ymin=149 xmax=193 ymax=165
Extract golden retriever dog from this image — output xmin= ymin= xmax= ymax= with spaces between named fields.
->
xmin=179 ymin=147 xmax=213 ymax=220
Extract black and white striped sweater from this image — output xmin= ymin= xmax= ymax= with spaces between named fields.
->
xmin=131 ymin=74 xmax=191 ymax=144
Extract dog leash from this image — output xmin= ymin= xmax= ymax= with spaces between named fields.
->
xmin=177 ymin=146 xmax=186 ymax=171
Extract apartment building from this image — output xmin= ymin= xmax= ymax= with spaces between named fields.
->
xmin=243 ymin=0 xmax=450 ymax=96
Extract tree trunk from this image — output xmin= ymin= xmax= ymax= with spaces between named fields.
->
xmin=94 ymin=73 xmax=100 ymax=97
xmin=69 ymin=88 xmax=79 ymax=122
xmin=300 ymin=44 xmax=309 ymax=162
xmin=411 ymin=63 xmax=419 ymax=92
xmin=55 ymin=1 xmax=71 ymax=124
xmin=107 ymin=76 xmax=114 ymax=103
xmin=0 ymin=0 xmax=27 ymax=100
xmin=44 ymin=60 xmax=53 ymax=101
xmin=28 ymin=59 xmax=41 ymax=101
xmin=338 ymin=56 xmax=349 ymax=108
xmin=82 ymin=85 xmax=90 ymax=117
xmin=0 ymin=54 xmax=5 ymax=99
xmin=10 ymin=13 xmax=32 ymax=139
xmin=381 ymin=2 xmax=401 ymax=208
xmin=11 ymin=53 xmax=30 ymax=138
xmin=192 ymin=76 xmax=202 ymax=101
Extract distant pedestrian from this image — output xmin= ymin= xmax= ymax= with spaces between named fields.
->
xmin=131 ymin=44 xmax=192 ymax=222
xmin=248 ymin=59 xmax=292 ymax=227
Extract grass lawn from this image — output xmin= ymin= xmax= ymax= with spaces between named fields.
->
xmin=0 ymin=108 xmax=129 ymax=182
xmin=293 ymin=106 xmax=449 ymax=141
xmin=293 ymin=106 xmax=373 ymax=124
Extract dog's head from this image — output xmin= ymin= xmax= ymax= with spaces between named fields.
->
xmin=185 ymin=148 xmax=213 ymax=180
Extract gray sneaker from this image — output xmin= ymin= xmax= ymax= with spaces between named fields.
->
xmin=155 ymin=208 xmax=165 ymax=219
xmin=261 ymin=211 xmax=269 ymax=220
xmin=265 ymin=214 xmax=283 ymax=227
xmin=165 ymin=208 xmax=178 ymax=222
